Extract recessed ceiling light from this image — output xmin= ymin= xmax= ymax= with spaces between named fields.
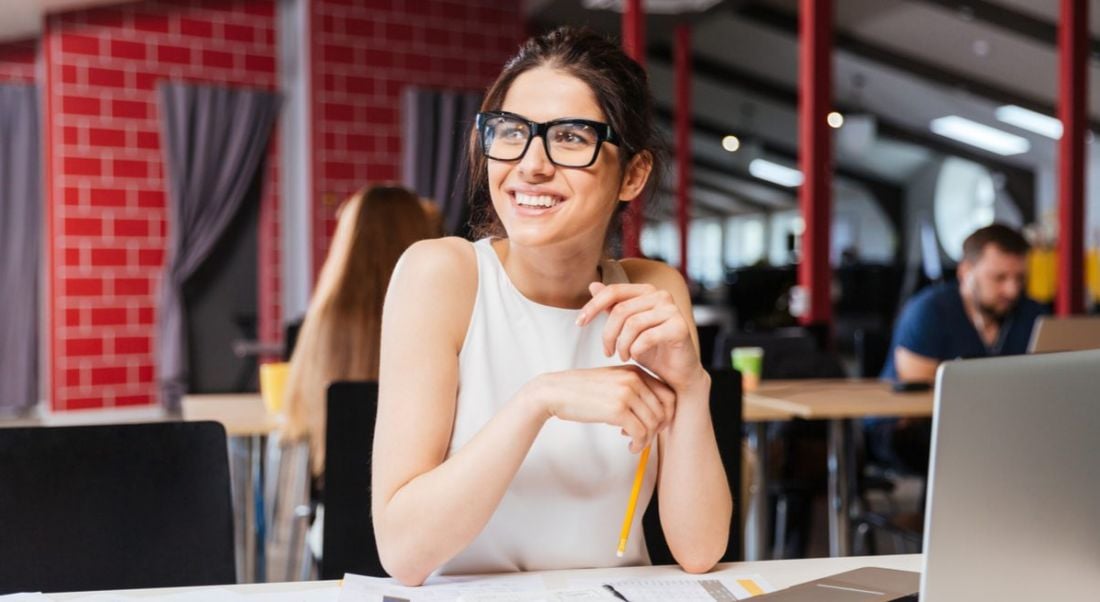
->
xmin=827 ymin=111 xmax=844 ymax=128
xmin=995 ymin=105 xmax=1063 ymax=139
xmin=749 ymin=159 xmax=804 ymax=187
xmin=721 ymin=135 xmax=741 ymax=152
xmin=929 ymin=116 xmax=1030 ymax=156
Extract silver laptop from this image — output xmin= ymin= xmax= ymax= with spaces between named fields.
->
xmin=920 ymin=349 xmax=1100 ymax=600
xmin=1027 ymin=315 xmax=1100 ymax=353
xmin=754 ymin=349 xmax=1100 ymax=601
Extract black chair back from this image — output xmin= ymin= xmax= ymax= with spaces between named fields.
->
xmin=716 ymin=328 xmax=846 ymax=378
xmin=643 ymin=368 xmax=743 ymax=564
xmin=0 ymin=421 xmax=235 ymax=594
xmin=321 ymin=380 xmax=384 ymax=579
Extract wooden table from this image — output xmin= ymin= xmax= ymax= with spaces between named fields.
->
xmin=47 ymin=554 xmax=923 ymax=599
xmin=182 ymin=393 xmax=281 ymax=584
xmin=744 ymin=379 xmax=934 ymax=558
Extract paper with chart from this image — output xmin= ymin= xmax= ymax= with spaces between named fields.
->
xmin=339 ymin=571 xmax=775 ymax=601
xmin=564 ymin=574 xmax=775 ymax=601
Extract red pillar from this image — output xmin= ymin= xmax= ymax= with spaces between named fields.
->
xmin=675 ymin=24 xmax=692 ymax=279
xmin=622 ymin=0 xmax=645 ymax=258
xmin=1057 ymin=0 xmax=1088 ymax=315
xmin=798 ymin=0 xmax=833 ymax=326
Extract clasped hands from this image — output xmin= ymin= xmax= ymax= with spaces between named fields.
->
xmin=521 ymin=282 xmax=707 ymax=453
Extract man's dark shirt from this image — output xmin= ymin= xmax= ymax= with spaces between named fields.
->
xmin=881 ymin=282 xmax=1043 ymax=381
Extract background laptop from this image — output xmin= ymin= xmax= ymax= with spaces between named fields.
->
xmin=754 ymin=349 xmax=1100 ymax=601
xmin=1027 ymin=315 xmax=1100 ymax=353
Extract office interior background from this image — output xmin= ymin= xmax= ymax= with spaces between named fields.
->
xmin=0 ymin=0 xmax=1098 ymax=576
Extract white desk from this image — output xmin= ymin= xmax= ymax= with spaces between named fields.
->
xmin=47 ymin=554 xmax=922 ymax=599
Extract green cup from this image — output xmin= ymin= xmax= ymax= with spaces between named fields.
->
xmin=731 ymin=346 xmax=764 ymax=391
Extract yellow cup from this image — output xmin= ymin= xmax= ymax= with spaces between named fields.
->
xmin=259 ymin=362 xmax=290 ymax=414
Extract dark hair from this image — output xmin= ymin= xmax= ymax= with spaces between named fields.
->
xmin=465 ymin=26 xmax=666 ymax=246
xmin=962 ymin=223 xmax=1030 ymax=263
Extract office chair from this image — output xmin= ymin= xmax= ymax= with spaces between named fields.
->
xmin=321 ymin=380 xmax=385 ymax=579
xmin=0 ymin=421 xmax=236 ymax=594
xmin=643 ymin=367 xmax=742 ymax=564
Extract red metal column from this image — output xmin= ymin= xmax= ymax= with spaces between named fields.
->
xmin=1057 ymin=0 xmax=1088 ymax=315
xmin=622 ymin=0 xmax=645 ymax=258
xmin=798 ymin=0 xmax=833 ymax=325
xmin=675 ymin=24 xmax=692 ymax=279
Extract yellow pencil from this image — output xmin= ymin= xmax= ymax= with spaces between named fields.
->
xmin=616 ymin=444 xmax=651 ymax=557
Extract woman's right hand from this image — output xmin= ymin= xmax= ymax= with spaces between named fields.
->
xmin=520 ymin=365 xmax=676 ymax=453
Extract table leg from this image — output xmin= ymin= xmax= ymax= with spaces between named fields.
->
xmin=243 ymin=436 xmax=256 ymax=583
xmin=746 ymin=422 xmax=770 ymax=561
xmin=827 ymin=418 xmax=851 ymax=557
xmin=253 ymin=434 xmax=268 ymax=582
xmin=242 ymin=434 xmax=268 ymax=583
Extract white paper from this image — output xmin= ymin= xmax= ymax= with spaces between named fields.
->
xmin=0 ymin=595 xmax=51 ymax=601
xmin=339 ymin=572 xmax=775 ymax=602
xmin=339 ymin=573 xmax=548 ymax=602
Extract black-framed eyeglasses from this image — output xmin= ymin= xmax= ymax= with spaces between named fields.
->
xmin=475 ymin=111 xmax=621 ymax=168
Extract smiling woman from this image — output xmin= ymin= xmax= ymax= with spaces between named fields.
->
xmin=371 ymin=27 xmax=732 ymax=586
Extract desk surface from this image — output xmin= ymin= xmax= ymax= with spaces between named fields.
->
xmin=181 ymin=393 xmax=280 ymax=437
xmin=48 ymin=554 xmax=922 ymax=599
xmin=745 ymin=379 xmax=934 ymax=420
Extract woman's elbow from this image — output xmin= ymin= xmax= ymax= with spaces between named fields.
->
xmin=375 ymin=524 xmax=434 ymax=586
xmin=676 ymin=544 xmax=725 ymax=574
xmin=377 ymin=541 xmax=432 ymax=587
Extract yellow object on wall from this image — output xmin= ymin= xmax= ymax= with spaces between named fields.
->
xmin=1087 ymin=247 xmax=1100 ymax=304
xmin=1027 ymin=247 xmax=1057 ymax=304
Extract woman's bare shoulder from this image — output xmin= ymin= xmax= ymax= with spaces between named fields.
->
xmin=619 ymin=257 xmax=686 ymax=291
xmin=387 ymin=237 xmax=479 ymax=346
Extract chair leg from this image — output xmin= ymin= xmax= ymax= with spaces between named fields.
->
xmin=772 ymin=495 xmax=788 ymax=560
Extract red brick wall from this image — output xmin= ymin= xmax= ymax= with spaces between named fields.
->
xmin=0 ymin=39 xmax=38 ymax=83
xmin=309 ymin=0 xmax=523 ymax=275
xmin=44 ymin=0 xmax=280 ymax=411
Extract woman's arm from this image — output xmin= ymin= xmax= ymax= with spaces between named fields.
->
xmin=371 ymin=238 xmax=545 ymax=585
xmin=585 ymin=261 xmax=733 ymax=573
xmin=372 ymin=239 xmax=674 ymax=585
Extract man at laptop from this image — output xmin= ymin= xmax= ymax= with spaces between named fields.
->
xmin=872 ymin=224 xmax=1044 ymax=472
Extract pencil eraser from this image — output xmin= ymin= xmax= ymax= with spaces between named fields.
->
xmin=615 ymin=550 xmax=624 ymax=558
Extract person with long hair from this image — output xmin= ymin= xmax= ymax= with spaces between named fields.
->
xmin=372 ymin=28 xmax=731 ymax=585
xmin=284 ymin=184 xmax=437 ymax=476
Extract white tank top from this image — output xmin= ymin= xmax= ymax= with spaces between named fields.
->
xmin=438 ymin=238 xmax=656 ymax=575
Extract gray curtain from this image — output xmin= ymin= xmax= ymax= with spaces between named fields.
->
xmin=156 ymin=83 xmax=280 ymax=411
xmin=401 ymin=87 xmax=482 ymax=237
xmin=0 ymin=84 xmax=40 ymax=416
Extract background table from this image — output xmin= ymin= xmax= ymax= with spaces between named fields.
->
xmin=182 ymin=393 xmax=280 ymax=583
xmin=744 ymin=379 xmax=933 ymax=557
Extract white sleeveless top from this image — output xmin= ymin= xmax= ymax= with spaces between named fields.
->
xmin=438 ymin=238 xmax=656 ymax=575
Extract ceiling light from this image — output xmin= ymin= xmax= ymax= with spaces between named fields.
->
xmin=721 ymin=135 xmax=741 ymax=152
xmin=995 ymin=105 xmax=1063 ymax=139
xmin=827 ymin=112 xmax=844 ymax=128
xmin=749 ymin=159 xmax=804 ymax=187
xmin=929 ymin=116 xmax=1030 ymax=156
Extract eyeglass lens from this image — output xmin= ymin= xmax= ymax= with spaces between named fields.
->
xmin=482 ymin=115 xmax=601 ymax=167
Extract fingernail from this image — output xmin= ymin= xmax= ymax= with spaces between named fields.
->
xmin=575 ymin=312 xmax=584 ymax=326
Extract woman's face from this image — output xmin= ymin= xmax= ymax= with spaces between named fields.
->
xmin=487 ymin=66 xmax=648 ymax=250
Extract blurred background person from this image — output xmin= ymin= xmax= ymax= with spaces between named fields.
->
xmin=283 ymin=184 xmax=438 ymax=478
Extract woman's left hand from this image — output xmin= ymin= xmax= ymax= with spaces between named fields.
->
xmin=577 ymin=282 xmax=706 ymax=393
